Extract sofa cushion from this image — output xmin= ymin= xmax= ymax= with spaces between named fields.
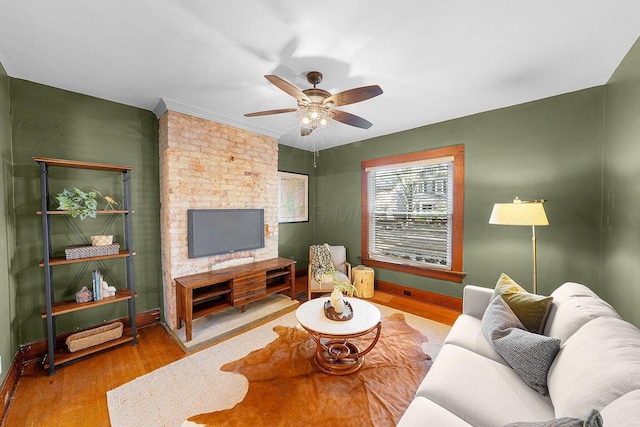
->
xmin=329 ymin=245 xmax=348 ymax=275
xmin=492 ymin=273 xmax=553 ymax=334
xmin=482 ymin=296 xmax=560 ymax=395
xmin=547 ymin=316 xmax=640 ymax=418
xmin=543 ymin=282 xmax=620 ymax=343
xmin=416 ymin=344 xmax=555 ymax=426
xmin=308 ymin=271 xmax=350 ymax=293
xmin=599 ymin=390 xmax=640 ymax=427
xmin=397 ymin=396 xmax=473 ymax=427
xmin=502 ymin=409 xmax=602 ymax=427
xmin=444 ymin=314 xmax=509 ymax=366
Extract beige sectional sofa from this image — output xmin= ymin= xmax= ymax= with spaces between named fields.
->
xmin=398 ymin=280 xmax=640 ymax=426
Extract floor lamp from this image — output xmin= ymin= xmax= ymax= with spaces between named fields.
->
xmin=489 ymin=197 xmax=549 ymax=294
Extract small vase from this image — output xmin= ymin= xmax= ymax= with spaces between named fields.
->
xmin=330 ymin=287 xmax=344 ymax=313
xmin=75 ymin=286 xmax=93 ymax=303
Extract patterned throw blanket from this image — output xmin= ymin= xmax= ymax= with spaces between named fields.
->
xmin=311 ymin=244 xmax=335 ymax=283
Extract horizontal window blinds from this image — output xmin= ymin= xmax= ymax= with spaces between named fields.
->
xmin=368 ymin=160 xmax=453 ymax=269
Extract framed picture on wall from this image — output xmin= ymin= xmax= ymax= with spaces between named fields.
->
xmin=278 ymin=171 xmax=309 ymax=223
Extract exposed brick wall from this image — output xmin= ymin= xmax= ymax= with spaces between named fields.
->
xmin=159 ymin=111 xmax=279 ymax=329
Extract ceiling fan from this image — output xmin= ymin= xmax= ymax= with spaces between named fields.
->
xmin=244 ymin=71 xmax=383 ymax=137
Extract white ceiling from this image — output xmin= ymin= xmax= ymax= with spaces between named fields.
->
xmin=1 ymin=1 xmax=639 ymax=152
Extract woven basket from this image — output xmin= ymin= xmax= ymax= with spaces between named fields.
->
xmin=91 ymin=234 xmax=113 ymax=246
xmin=65 ymin=243 xmax=120 ymax=260
xmin=66 ymin=322 xmax=123 ymax=352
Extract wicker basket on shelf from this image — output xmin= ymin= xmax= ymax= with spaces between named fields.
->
xmin=91 ymin=234 xmax=113 ymax=246
xmin=65 ymin=322 xmax=123 ymax=352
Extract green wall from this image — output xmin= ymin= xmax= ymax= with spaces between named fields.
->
xmin=1 ymin=36 xmax=639 ymax=368
xmin=277 ymin=145 xmax=316 ymax=268
xmin=0 ymin=61 xmax=15 ymax=383
xmin=10 ymin=79 xmax=161 ymax=344
xmin=602 ymin=37 xmax=640 ymax=327
xmin=312 ymin=88 xmax=605 ymax=299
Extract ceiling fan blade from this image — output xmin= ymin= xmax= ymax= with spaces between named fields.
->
xmin=244 ymin=108 xmax=297 ymax=117
xmin=265 ymin=75 xmax=310 ymax=103
xmin=323 ymin=85 xmax=383 ymax=107
xmin=301 ymin=127 xmax=313 ymax=137
xmin=332 ymin=110 xmax=373 ymax=129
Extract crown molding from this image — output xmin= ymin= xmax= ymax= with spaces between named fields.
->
xmin=152 ymin=98 xmax=283 ymax=140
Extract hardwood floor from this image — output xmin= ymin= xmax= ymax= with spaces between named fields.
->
xmin=2 ymin=278 xmax=460 ymax=427
xmin=368 ymin=291 xmax=461 ymax=326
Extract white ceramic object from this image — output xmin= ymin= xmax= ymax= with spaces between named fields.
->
xmin=330 ymin=287 xmax=344 ymax=313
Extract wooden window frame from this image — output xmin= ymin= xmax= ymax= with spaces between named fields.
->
xmin=361 ymin=144 xmax=466 ymax=283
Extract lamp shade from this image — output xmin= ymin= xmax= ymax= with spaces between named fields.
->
xmin=489 ymin=200 xmax=549 ymax=226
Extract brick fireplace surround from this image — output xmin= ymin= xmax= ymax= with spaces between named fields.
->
xmin=159 ymin=110 xmax=279 ymax=329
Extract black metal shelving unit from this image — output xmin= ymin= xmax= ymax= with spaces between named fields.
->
xmin=34 ymin=157 xmax=137 ymax=376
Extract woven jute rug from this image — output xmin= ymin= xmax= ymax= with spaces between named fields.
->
xmin=107 ymin=303 xmax=451 ymax=427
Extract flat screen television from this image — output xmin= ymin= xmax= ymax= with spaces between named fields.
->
xmin=187 ymin=209 xmax=265 ymax=258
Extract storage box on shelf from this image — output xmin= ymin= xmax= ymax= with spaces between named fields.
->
xmin=35 ymin=157 xmax=138 ymax=375
xmin=65 ymin=243 xmax=120 ymax=260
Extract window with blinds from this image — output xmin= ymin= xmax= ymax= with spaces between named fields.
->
xmin=367 ymin=158 xmax=453 ymax=269
xmin=361 ymin=145 xmax=465 ymax=282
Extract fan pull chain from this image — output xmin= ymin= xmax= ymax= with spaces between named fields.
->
xmin=313 ymin=131 xmax=319 ymax=168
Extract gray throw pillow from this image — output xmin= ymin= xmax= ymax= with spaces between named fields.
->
xmin=502 ymin=408 xmax=603 ymax=427
xmin=492 ymin=273 xmax=554 ymax=334
xmin=481 ymin=296 xmax=561 ymax=395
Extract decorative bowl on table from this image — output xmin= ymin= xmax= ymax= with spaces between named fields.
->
xmin=324 ymin=299 xmax=353 ymax=321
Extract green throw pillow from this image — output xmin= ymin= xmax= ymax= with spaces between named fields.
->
xmin=492 ymin=273 xmax=553 ymax=334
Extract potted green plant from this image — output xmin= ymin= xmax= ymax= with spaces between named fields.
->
xmin=56 ymin=188 xmax=98 ymax=220
xmin=332 ymin=278 xmax=358 ymax=297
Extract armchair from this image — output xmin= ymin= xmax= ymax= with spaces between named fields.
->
xmin=307 ymin=244 xmax=352 ymax=301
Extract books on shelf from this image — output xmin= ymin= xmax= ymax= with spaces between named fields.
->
xmin=90 ymin=269 xmax=117 ymax=301
xmin=92 ymin=270 xmax=103 ymax=301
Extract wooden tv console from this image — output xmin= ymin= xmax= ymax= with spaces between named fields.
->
xmin=174 ymin=257 xmax=296 ymax=342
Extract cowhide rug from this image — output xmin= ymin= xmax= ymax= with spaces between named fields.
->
xmin=186 ymin=312 xmax=431 ymax=426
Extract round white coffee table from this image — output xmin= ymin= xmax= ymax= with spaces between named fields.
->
xmin=296 ymin=297 xmax=382 ymax=375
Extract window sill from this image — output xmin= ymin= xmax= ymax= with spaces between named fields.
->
xmin=360 ymin=257 xmax=466 ymax=283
